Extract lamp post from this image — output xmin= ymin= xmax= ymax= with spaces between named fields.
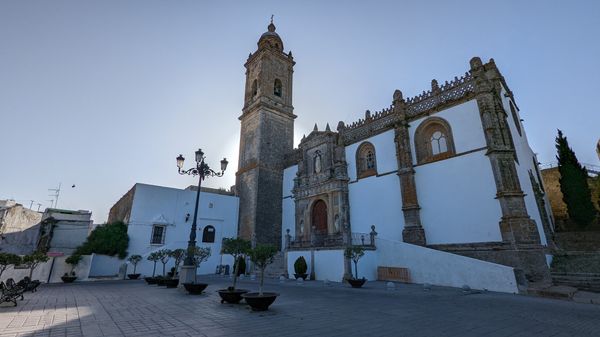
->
xmin=176 ymin=148 xmax=228 ymax=284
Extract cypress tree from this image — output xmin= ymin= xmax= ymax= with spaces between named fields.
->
xmin=555 ymin=129 xmax=597 ymax=229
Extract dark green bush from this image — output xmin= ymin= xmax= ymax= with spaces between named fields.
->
xmin=294 ymin=256 xmax=307 ymax=275
xmin=75 ymin=221 xmax=129 ymax=259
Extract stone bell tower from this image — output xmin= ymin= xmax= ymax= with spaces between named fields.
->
xmin=236 ymin=21 xmax=295 ymax=248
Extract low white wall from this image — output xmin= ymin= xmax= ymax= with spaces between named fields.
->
xmin=375 ymin=238 xmax=518 ymax=293
xmin=89 ymin=254 xmax=124 ymax=277
xmin=0 ymin=255 xmax=92 ymax=283
xmin=287 ymin=249 xmax=347 ymax=282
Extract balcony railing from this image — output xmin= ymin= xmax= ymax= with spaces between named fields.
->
xmin=285 ymin=227 xmax=377 ymax=250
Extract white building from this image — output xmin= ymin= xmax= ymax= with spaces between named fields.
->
xmin=108 ymin=183 xmax=239 ymax=277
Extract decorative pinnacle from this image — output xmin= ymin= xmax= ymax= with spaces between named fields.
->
xmin=313 ymin=123 xmax=318 ymax=131
xmin=325 ymin=123 xmax=331 ymax=131
xmin=268 ymin=15 xmax=276 ymax=32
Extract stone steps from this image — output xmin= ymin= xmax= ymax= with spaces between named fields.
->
xmin=552 ymin=272 xmax=600 ymax=293
xmin=263 ymin=252 xmax=286 ymax=278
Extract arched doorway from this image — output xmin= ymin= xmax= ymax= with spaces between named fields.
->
xmin=312 ymin=199 xmax=328 ymax=235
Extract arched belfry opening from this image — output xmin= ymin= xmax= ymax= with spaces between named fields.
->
xmin=311 ymin=199 xmax=328 ymax=235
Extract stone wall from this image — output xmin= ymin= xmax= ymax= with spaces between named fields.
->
xmin=107 ymin=185 xmax=136 ymax=223
xmin=541 ymin=167 xmax=600 ymax=227
xmin=554 ymin=231 xmax=600 ymax=252
xmin=0 ymin=201 xmax=43 ymax=254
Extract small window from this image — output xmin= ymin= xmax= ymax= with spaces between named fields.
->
xmin=202 ymin=225 xmax=215 ymax=243
xmin=414 ymin=117 xmax=456 ymax=164
xmin=274 ymin=79 xmax=282 ymax=97
xmin=150 ymin=225 xmax=166 ymax=245
xmin=356 ymin=142 xmax=377 ymax=179
xmin=251 ymin=79 xmax=257 ymax=97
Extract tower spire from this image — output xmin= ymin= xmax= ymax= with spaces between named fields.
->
xmin=270 ymin=14 xmax=274 ymax=25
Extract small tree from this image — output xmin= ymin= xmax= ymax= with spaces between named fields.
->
xmin=127 ymin=254 xmax=142 ymax=274
xmin=344 ymin=246 xmax=365 ymax=280
xmin=65 ymin=254 xmax=82 ymax=276
xmin=22 ymin=252 xmax=49 ymax=279
xmin=221 ymin=237 xmax=251 ymax=290
xmin=556 ymin=129 xmax=597 ymax=229
xmin=191 ymin=246 xmax=211 ymax=284
xmin=0 ymin=253 xmax=21 ymax=280
xmin=147 ymin=252 xmax=160 ymax=277
xmin=157 ymin=249 xmax=172 ymax=277
xmin=169 ymin=249 xmax=185 ymax=279
xmin=248 ymin=244 xmax=278 ymax=296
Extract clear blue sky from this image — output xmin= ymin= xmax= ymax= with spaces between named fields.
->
xmin=1 ymin=0 xmax=598 ymax=223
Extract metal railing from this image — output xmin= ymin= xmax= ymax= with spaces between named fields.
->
xmin=286 ymin=229 xmax=376 ymax=249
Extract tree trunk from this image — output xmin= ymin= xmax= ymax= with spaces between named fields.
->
xmin=353 ymin=261 xmax=358 ymax=279
xmin=162 ymin=263 xmax=166 ymax=276
xmin=259 ymin=267 xmax=265 ymax=296
xmin=152 ymin=262 xmax=156 ymax=277
xmin=232 ymin=255 xmax=239 ymax=290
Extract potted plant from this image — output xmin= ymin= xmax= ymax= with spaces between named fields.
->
xmin=127 ymin=254 xmax=142 ymax=279
xmin=217 ymin=238 xmax=251 ymax=304
xmin=164 ymin=249 xmax=184 ymax=288
xmin=344 ymin=246 xmax=366 ymax=288
xmin=145 ymin=252 xmax=160 ymax=284
xmin=183 ymin=246 xmax=211 ymax=295
xmin=62 ymin=254 xmax=82 ymax=283
xmin=156 ymin=249 xmax=172 ymax=286
xmin=242 ymin=244 xmax=279 ymax=311
xmin=22 ymin=251 xmax=49 ymax=280
xmin=293 ymin=256 xmax=308 ymax=280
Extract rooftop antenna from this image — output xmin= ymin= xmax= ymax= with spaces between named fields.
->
xmin=270 ymin=14 xmax=274 ymax=24
xmin=36 ymin=203 xmax=43 ymax=212
xmin=48 ymin=183 xmax=61 ymax=209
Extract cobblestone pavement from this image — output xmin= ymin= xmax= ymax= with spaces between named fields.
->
xmin=1 ymin=275 xmax=599 ymax=337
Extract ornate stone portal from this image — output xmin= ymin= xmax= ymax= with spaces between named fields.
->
xmin=291 ymin=125 xmax=351 ymax=249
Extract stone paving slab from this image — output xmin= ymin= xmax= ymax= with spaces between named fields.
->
xmin=0 ymin=276 xmax=599 ymax=337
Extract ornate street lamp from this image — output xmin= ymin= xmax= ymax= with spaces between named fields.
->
xmin=176 ymin=148 xmax=228 ymax=282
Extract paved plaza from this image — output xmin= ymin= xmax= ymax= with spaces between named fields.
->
xmin=1 ymin=276 xmax=599 ymax=337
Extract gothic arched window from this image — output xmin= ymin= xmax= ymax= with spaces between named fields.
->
xmin=414 ymin=117 xmax=456 ymax=164
xmin=202 ymin=225 xmax=215 ymax=243
xmin=274 ymin=79 xmax=282 ymax=97
xmin=356 ymin=142 xmax=377 ymax=179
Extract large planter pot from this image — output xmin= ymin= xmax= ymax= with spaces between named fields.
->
xmin=61 ymin=276 xmax=77 ymax=283
xmin=127 ymin=273 xmax=141 ymax=280
xmin=348 ymin=278 xmax=366 ymax=288
xmin=164 ymin=279 xmax=179 ymax=288
xmin=242 ymin=292 xmax=279 ymax=311
xmin=156 ymin=278 xmax=167 ymax=286
xmin=145 ymin=277 xmax=157 ymax=285
xmin=217 ymin=289 xmax=249 ymax=304
xmin=183 ymin=283 xmax=208 ymax=295
xmin=294 ymin=273 xmax=308 ymax=280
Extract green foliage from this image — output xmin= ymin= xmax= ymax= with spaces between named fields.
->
xmin=0 ymin=253 xmax=21 ymax=278
xmin=157 ymin=249 xmax=171 ymax=276
xmin=169 ymin=249 xmax=185 ymax=278
xmin=192 ymin=246 xmax=211 ymax=267
xmin=22 ymin=251 xmax=49 ymax=278
xmin=65 ymin=254 xmax=82 ymax=266
xmin=556 ymin=130 xmax=597 ymax=229
xmin=248 ymin=244 xmax=278 ymax=295
xmin=74 ymin=221 xmax=129 ymax=259
xmin=221 ymin=237 xmax=251 ymax=290
xmin=127 ymin=254 xmax=142 ymax=265
xmin=221 ymin=238 xmax=251 ymax=258
xmin=293 ymin=256 xmax=307 ymax=275
xmin=147 ymin=252 xmax=160 ymax=262
xmin=344 ymin=246 xmax=365 ymax=279
xmin=248 ymin=244 xmax=277 ymax=270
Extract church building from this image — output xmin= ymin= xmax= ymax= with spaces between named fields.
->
xmin=236 ymin=22 xmax=555 ymax=290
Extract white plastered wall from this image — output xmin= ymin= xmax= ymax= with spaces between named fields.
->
xmin=345 ymin=130 xmax=404 ymax=240
xmin=126 ymin=183 xmax=239 ymax=277
xmin=281 ymin=165 xmax=298 ymax=248
xmin=409 ymin=100 xmax=503 ymax=244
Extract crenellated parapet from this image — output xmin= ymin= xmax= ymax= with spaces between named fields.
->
xmin=338 ymin=63 xmax=479 ymax=145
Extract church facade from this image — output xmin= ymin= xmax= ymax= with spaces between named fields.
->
xmin=236 ymin=23 xmax=554 ymax=287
